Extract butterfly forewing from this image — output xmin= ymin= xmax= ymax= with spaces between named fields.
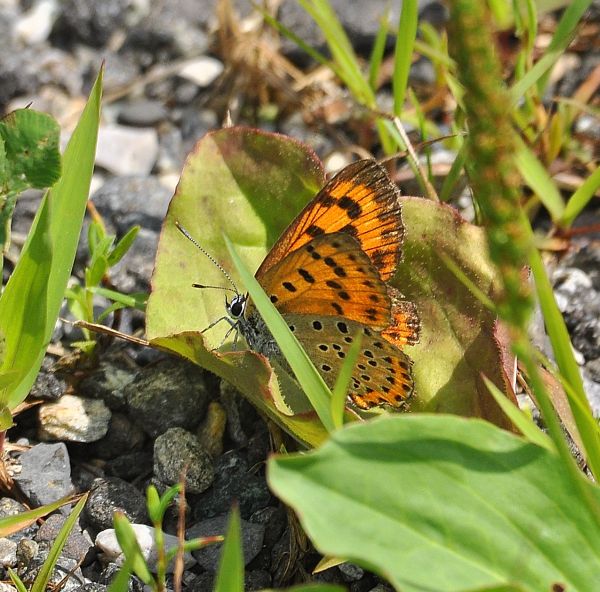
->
xmin=255 ymin=233 xmax=392 ymax=330
xmin=256 ymin=160 xmax=404 ymax=282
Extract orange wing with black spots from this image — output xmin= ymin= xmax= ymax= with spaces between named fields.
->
xmin=281 ymin=315 xmax=415 ymax=409
xmin=382 ymin=288 xmax=420 ymax=347
xmin=256 ymin=160 xmax=404 ymax=282
xmin=255 ymin=232 xmax=392 ymax=330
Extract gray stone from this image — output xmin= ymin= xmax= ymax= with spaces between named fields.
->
xmin=78 ymin=357 xmax=138 ymax=410
xmin=153 ymin=428 xmax=214 ymax=494
xmin=125 ymin=358 xmax=210 ymax=437
xmin=106 ymin=450 xmax=153 ymax=480
xmin=89 ymin=413 xmax=145 ymax=460
xmin=84 ymin=478 xmax=147 ymax=531
xmin=35 ymin=514 xmax=93 ymax=562
xmin=38 ymin=395 xmax=111 ymax=443
xmin=339 ymin=562 xmax=365 ymax=581
xmin=0 ymin=538 xmax=17 ymax=567
xmin=14 ymin=443 xmax=74 ymax=506
xmin=193 ymin=450 xmax=271 ymax=520
xmin=0 ymin=498 xmax=37 ymax=541
xmin=187 ymin=514 xmax=265 ymax=572
xmin=95 ymin=524 xmax=195 ymax=572
xmin=117 ymin=99 xmax=167 ymax=127
xmin=178 ymin=56 xmax=223 ymax=87
xmin=91 ymin=175 xmax=171 ymax=234
xmin=52 ymin=0 xmax=131 ymax=47
xmin=95 ymin=124 xmax=159 ymax=176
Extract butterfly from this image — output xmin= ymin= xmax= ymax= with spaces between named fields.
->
xmin=178 ymin=159 xmax=420 ymax=410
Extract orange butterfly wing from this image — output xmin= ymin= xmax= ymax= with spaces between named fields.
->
xmin=256 ymin=232 xmax=392 ymax=330
xmin=256 ymin=160 xmax=404 ymax=283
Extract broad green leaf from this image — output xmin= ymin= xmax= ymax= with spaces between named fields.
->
xmin=147 ymin=128 xmax=514 ymax=446
xmin=0 ymin=109 xmax=61 ymax=189
xmin=30 ymin=494 xmax=88 ymax=592
xmin=214 ymin=507 xmax=244 ymax=592
xmin=0 ymin=69 xmax=102 ymax=410
xmin=268 ymin=414 xmax=600 ymax=592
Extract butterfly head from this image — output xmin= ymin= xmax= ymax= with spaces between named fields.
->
xmin=226 ymin=292 xmax=248 ymax=320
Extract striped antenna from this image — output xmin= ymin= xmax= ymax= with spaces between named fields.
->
xmin=174 ymin=221 xmax=239 ymax=294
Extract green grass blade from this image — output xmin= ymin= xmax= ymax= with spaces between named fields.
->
xmin=368 ymin=7 xmax=390 ymax=91
xmin=514 ymin=138 xmax=564 ymax=221
xmin=393 ymin=0 xmax=418 ymax=115
xmin=536 ymin=0 xmax=591 ymax=95
xmin=224 ymin=235 xmax=335 ymax=432
xmin=483 ymin=376 xmax=554 ymax=451
xmin=8 ymin=569 xmax=28 ymax=592
xmin=529 ymin=243 xmax=600 ymax=477
xmin=560 ymin=165 xmax=600 ymax=227
xmin=113 ymin=513 xmax=154 ymax=585
xmin=439 ymin=140 xmax=467 ymax=203
xmin=107 ymin=557 xmax=135 ymax=592
xmin=330 ymin=332 xmax=362 ymax=430
xmin=213 ymin=507 xmax=244 ymax=592
xmin=0 ymin=68 xmax=102 ymax=409
xmin=30 ymin=494 xmax=88 ymax=592
xmin=297 ymin=0 xmax=375 ymax=105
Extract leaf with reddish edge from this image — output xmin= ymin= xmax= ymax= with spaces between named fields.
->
xmin=147 ymin=127 xmax=515 ymax=446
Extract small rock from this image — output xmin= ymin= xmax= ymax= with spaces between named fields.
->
xmin=117 ymin=99 xmax=167 ymax=127
xmin=197 ymin=401 xmax=227 ymax=458
xmin=95 ymin=524 xmax=195 ymax=572
xmin=106 ymin=451 xmax=153 ymax=480
xmin=52 ymin=0 xmax=131 ymax=47
xmin=0 ymin=499 xmax=38 ymax=541
xmin=0 ymin=538 xmax=17 ymax=567
xmin=178 ymin=57 xmax=224 ymax=87
xmin=16 ymin=538 xmax=38 ymax=567
xmin=245 ymin=569 xmax=271 ymax=591
xmin=194 ymin=450 xmax=272 ymax=520
xmin=16 ymin=0 xmax=59 ymax=44
xmin=219 ymin=382 xmax=248 ymax=447
xmin=84 ymin=478 xmax=147 ymax=531
xmin=98 ymin=562 xmax=144 ymax=590
xmin=154 ymin=427 xmax=214 ymax=494
xmin=0 ymin=582 xmax=18 ymax=592
xmin=586 ymin=358 xmax=600 ymax=383
xmin=339 ymin=562 xmax=365 ymax=581
xmin=90 ymin=413 xmax=145 ymax=460
xmin=19 ymin=555 xmax=84 ymax=591
xmin=35 ymin=514 xmax=93 ymax=563
xmin=582 ymin=370 xmax=600 ymax=417
xmin=125 ymin=358 xmax=210 ymax=438
xmin=27 ymin=356 xmax=67 ymax=400
xmin=187 ymin=514 xmax=265 ymax=572
xmin=71 ymin=584 xmax=108 ymax=592
xmin=38 ymin=395 xmax=111 ymax=442
xmin=95 ymin=124 xmax=159 ymax=176
xmin=14 ymin=443 xmax=74 ymax=506
xmin=78 ymin=356 xmax=138 ymax=410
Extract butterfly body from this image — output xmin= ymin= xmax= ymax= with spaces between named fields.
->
xmin=216 ymin=159 xmax=420 ymax=410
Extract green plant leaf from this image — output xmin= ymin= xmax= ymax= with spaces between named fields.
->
xmin=113 ymin=513 xmax=154 ymax=585
xmin=30 ymin=494 xmax=88 ymax=592
xmin=0 ymin=68 xmax=102 ymax=410
xmin=108 ymin=224 xmax=140 ymax=266
xmin=213 ymin=507 xmax=244 ymax=592
xmin=8 ymin=568 xmax=28 ymax=592
xmin=268 ymin=414 xmax=600 ymax=592
xmin=392 ymin=0 xmax=418 ymax=115
xmin=0 ymin=108 xmax=61 ymax=189
xmin=514 ymin=138 xmax=564 ymax=221
xmin=0 ymin=494 xmax=80 ymax=537
xmin=147 ymin=128 xmax=514 ymax=445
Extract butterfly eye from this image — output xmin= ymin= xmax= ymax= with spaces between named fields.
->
xmin=228 ymin=294 xmax=246 ymax=319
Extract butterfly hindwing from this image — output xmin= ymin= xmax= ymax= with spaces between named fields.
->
xmin=256 ymin=160 xmax=404 ymax=282
xmin=282 ymin=314 xmax=414 ymax=409
xmin=256 ymin=232 xmax=392 ymax=330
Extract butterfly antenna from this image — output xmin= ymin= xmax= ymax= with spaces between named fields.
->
xmin=174 ymin=221 xmax=239 ymax=293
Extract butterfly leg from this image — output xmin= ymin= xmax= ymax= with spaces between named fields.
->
xmin=208 ymin=318 xmax=241 ymax=352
